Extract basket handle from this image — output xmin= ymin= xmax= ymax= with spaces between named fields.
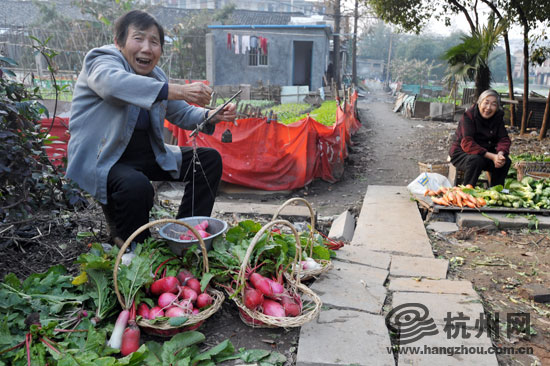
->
xmin=113 ymin=218 xmax=209 ymax=309
xmin=271 ymin=198 xmax=316 ymax=257
xmin=237 ymin=219 xmax=302 ymax=300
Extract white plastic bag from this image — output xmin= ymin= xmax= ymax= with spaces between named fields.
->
xmin=407 ymin=172 xmax=452 ymax=195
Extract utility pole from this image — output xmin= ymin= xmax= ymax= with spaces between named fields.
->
xmin=333 ymin=0 xmax=341 ymax=91
xmin=352 ymin=0 xmax=358 ymax=86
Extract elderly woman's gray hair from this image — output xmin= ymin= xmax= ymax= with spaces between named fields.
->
xmin=477 ymin=89 xmax=501 ymax=108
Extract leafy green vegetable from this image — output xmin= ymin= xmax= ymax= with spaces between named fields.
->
xmin=74 ymin=243 xmax=117 ymax=324
xmin=116 ymin=245 xmax=154 ymax=310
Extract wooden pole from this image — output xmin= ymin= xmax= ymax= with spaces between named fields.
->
xmin=539 ymin=88 xmax=550 ymax=140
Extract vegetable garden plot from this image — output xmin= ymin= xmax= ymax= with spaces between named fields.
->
xmin=165 ymin=92 xmax=360 ymax=190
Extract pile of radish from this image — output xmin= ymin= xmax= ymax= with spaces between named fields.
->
xmin=107 ymin=269 xmax=214 ymax=355
xmin=178 ymin=220 xmax=211 ymax=240
xmin=138 ymin=269 xmax=213 ymax=321
xmin=240 ymin=271 xmax=302 ymax=323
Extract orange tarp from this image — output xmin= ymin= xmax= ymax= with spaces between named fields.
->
xmin=166 ymin=92 xmax=360 ymax=190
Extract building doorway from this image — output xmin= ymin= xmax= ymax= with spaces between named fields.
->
xmin=293 ymin=41 xmax=312 ymax=88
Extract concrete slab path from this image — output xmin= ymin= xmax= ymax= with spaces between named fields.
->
xmin=297 ymin=185 xmax=498 ymax=365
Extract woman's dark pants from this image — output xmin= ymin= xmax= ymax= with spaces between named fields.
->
xmin=105 ymin=130 xmax=222 ymax=243
xmin=451 ymin=152 xmax=511 ymax=187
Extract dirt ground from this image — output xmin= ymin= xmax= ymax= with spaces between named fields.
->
xmin=1 ymin=83 xmax=550 ymax=365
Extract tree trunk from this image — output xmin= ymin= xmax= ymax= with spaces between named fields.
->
xmin=352 ymin=0 xmax=358 ymax=86
xmin=503 ymin=33 xmax=516 ymax=127
xmin=539 ymin=89 xmax=550 ymax=140
xmin=519 ymin=15 xmax=529 ymax=134
xmin=333 ymin=0 xmax=341 ymax=91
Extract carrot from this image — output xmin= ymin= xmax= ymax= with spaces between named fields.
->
xmin=455 ymin=194 xmax=463 ymax=208
xmin=465 ymin=193 xmax=477 ymax=204
xmin=455 ymin=189 xmax=469 ymax=201
xmin=476 ymin=197 xmax=487 ymax=207
xmin=431 ymin=197 xmax=449 ymax=206
xmin=446 ymin=191 xmax=456 ymax=205
xmin=464 ymin=200 xmax=476 ymax=209
xmin=440 ymin=187 xmax=449 ymax=194
xmin=424 ymin=189 xmax=432 ymax=196
xmin=465 ymin=184 xmax=474 ymax=189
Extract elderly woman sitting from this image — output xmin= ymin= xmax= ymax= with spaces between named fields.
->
xmin=449 ymin=89 xmax=512 ymax=187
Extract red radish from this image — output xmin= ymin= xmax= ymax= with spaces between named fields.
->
xmin=196 ymin=293 xmax=213 ymax=308
xmin=120 ymin=321 xmax=140 ymax=356
xmin=150 ymin=276 xmax=179 ymax=296
xmin=262 ymin=299 xmax=285 ymax=317
xmin=280 ymin=295 xmax=301 ymax=317
xmin=181 ymin=286 xmax=198 ymax=303
xmin=249 ymin=273 xmax=273 ymax=297
xmin=165 ymin=306 xmax=188 ymax=318
xmin=137 ymin=303 xmax=150 ymax=320
xmin=186 ymin=278 xmax=201 ymax=294
xmin=149 ymin=307 xmax=164 ymax=319
xmin=267 ymin=278 xmax=285 ymax=296
xmin=177 ymin=269 xmax=194 ymax=285
xmin=120 ymin=303 xmax=140 ymax=356
xmin=192 ymin=308 xmax=200 ymax=315
xmin=177 ymin=299 xmax=194 ymax=313
xmin=195 ymin=220 xmax=209 ymax=231
xmin=107 ymin=310 xmax=129 ymax=349
xmin=244 ymin=287 xmax=264 ymax=310
xmin=158 ymin=292 xmax=178 ymax=308
xmin=196 ymin=229 xmax=211 ymax=238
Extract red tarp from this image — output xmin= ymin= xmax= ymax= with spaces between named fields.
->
xmin=38 ymin=117 xmax=70 ymax=167
xmin=39 ymin=92 xmax=360 ymax=190
xmin=165 ymin=92 xmax=360 ymax=190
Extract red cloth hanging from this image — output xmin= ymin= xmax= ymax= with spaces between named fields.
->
xmin=260 ymin=37 xmax=268 ymax=55
xmin=227 ymin=33 xmax=232 ymax=49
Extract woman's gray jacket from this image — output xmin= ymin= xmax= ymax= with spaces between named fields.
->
xmin=66 ymin=44 xmax=213 ymax=204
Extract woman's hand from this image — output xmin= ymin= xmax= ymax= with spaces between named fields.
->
xmin=207 ymin=103 xmax=237 ymax=125
xmin=486 ymin=151 xmax=505 ymax=168
xmin=168 ymin=82 xmax=212 ymax=106
xmin=495 ymin=151 xmax=506 ymax=169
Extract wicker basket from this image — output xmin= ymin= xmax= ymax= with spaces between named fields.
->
xmin=113 ymin=219 xmax=224 ymax=337
xmin=418 ymin=161 xmax=450 ymax=176
xmin=272 ymin=198 xmax=333 ymax=281
xmin=515 ymin=161 xmax=550 ymax=181
xmin=228 ymin=219 xmax=322 ymax=328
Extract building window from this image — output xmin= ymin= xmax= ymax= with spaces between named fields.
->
xmin=248 ymin=47 xmax=268 ymax=66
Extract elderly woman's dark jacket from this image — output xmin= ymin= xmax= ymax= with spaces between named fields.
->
xmin=449 ymin=105 xmax=511 ymax=159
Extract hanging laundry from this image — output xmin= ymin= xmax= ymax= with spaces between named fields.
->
xmin=233 ymin=34 xmax=240 ymax=54
xmin=260 ymin=37 xmax=268 ymax=55
xmin=227 ymin=33 xmax=232 ymax=50
xmin=241 ymin=35 xmax=250 ymax=54
xmin=250 ymin=36 xmax=259 ymax=49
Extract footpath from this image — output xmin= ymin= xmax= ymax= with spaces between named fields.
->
xmin=295 ymin=185 xmax=499 ymax=366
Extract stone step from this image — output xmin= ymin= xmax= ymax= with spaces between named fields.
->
xmin=389 ymin=255 xmax=449 ymax=279
xmin=352 ymin=185 xmax=434 ymax=258
xmin=309 ymin=261 xmax=388 ymax=314
xmin=296 ymin=309 xmax=395 ymax=366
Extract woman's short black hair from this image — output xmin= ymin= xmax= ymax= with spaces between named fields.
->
xmin=114 ymin=10 xmax=165 ymax=50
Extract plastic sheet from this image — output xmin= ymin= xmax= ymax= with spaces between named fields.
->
xmin=166 ymin=92 xmax=360 ymax=190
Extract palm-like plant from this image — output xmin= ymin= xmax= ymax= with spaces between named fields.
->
xmin=442 ymin=14 xmax=507 ymax=100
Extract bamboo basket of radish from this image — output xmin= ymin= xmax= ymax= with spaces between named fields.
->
xmin=228 ymin=219 xmax=322 ymax=328
xmin=272 ymin=198 xmax=333 ymax=281
xmin=113 ymin=219 xmax=224 ymax=337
